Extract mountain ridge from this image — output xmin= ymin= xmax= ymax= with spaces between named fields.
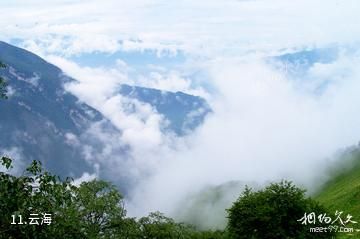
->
xmin=0 ymin=41 xmax=210 ymax=187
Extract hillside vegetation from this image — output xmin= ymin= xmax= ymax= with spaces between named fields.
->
xmin=316 ymin=147 xmax=360 ymax=238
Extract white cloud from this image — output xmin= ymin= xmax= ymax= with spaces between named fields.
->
xmin=1 ymin=0 xmax=360 ymax=56
xmin=137 ymin=70 xmax=209 ymax=98
xmin=2 ymin=0 xmax=360 ymax=229
xmin=49 ymin=57 xmax=168 ymax=152
xmin=45 ymin=56 xmax=175 ymax=185
xmin=126 ymin=53 xmax=360 ymax=228
xmin=73 ymin=172 xmax=97 ymax=186
xmin=47 ymin=55 xmax=131 ymax=101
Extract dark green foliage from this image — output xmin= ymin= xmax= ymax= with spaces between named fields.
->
xmin=137 ymin=212 xmax=195 ymax=238
xmin=0 ymin=158 xmax=228 ymax=239
xmin=1 ymin=159 xmax=74 ymax=238
xmin=191 ymin=230 xmax=230 ymax=239
xmin=135 ymin=212 xmax=229 ymax=239
xmin=75 ymin=180 xmax=126 ymax=238
xmin=1 ymin=157 xmax=336 ymax=239
xmin=0 ymin=61 xmax=7 ymax=99
xmin=0 ymin=158 xmax=125 ymax=239
xmin=227 ymin=181 xmax=335 ymax=239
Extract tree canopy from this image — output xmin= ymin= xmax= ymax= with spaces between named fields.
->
xmin=227 ymin=181 xmax=335 ymax=239
xmin=1 ymin=158 xmax=336 ymax=238
xmin=0 ymin=158 xmax=227 ymax=239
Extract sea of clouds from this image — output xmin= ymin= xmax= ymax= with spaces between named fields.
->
xmin=1 ymin=0 xmax=360 ymax=229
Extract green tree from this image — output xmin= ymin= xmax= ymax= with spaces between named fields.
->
xmin=75 ymin=180 xmax=126 ymax=238
xmin=0 ymin=159 xmax=82 ymax=238
xmin=0 ymin=158 xmax=127 ymax=239
xmin=191 ymin=230 xmax=230 ymax=239
xmin=227 ymin=181 xmax=335 ymax=239
xmin=0 ymin=61 xmax=7 ymax=99
xmin=137 ymin=211 xmax=195 ymax=239
xmin=1 ymin=157 xmax=221 ymax=239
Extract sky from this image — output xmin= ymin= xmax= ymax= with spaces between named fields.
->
xmin=2 ymin=0 xmax=360 ymax=229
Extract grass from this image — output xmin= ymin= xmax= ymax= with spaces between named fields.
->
xmin=315 ymin=148 xmax=360 ymax=238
